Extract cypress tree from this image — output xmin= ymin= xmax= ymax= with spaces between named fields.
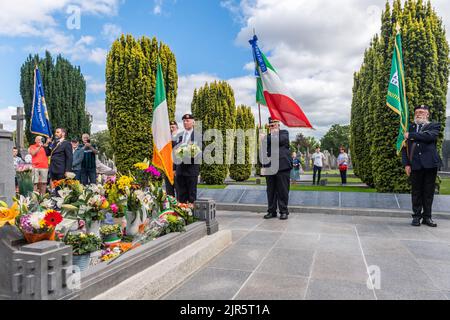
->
xmin=192 ymin=81 xmax=237 ymax=185
xmin=20 ymin=52 xmax=90 ymax=143
xmin=105 ymin=35 xmax=178 ymax=174
xmin=350 ymin=0 xmax=449 ymax=193
xmin=230 ymin=105 xmax=256 ymax=181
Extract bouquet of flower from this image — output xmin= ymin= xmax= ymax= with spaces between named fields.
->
xmin=62 ymin=186 xmax=110 ymax=227
xmin=174 ymin=143 xmax=202 ymax=161
xmin=17 ymin=209 xmax=63 ymax=243
xmin=134 ymin=160 xmax=162 ymax=189
xmin=63 ymin=233 xmax=102 ymax=256
xmin=174 ymin=203 xmax=196 ymax=225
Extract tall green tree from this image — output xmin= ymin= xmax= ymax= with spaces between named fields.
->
xmin=20 ymin=51 xmax=90 ymax=143
xmin=91 ymin=130 xmax=114 ymax=160
xmin=105 ymin=35 xmax=178 ymax=173
xmin=321 ymin=124 xmax=350 ymax=157
xmin=191 ymin=81 xmax=237 ymax=185
xmin=350 ymin=0 xmax=449 ymax=192
xmin=230 ymin=105 xmax=256 ymax=182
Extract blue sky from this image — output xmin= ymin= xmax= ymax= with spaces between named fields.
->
xmin=1 ymin=0 xmax=450 ymax=138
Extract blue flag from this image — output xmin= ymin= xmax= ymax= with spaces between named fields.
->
xmin=30 ymin=67 xmax=52 ymax=138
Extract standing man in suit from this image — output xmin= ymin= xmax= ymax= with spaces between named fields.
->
xmin=165 ymin=121 xmax=179 ymax=197
xmin=261 ymin=118 xmax=293 ymax=220
xmin=45 ymin=128 xmax=73 ymax=184
xmin=402 ymin=105 xmax=441 ymax=228
xmin=175 ymin=114 xmax=201 ymax=204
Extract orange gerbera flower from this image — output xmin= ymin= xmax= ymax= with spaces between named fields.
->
xmin=44 ymin=210 xmax=63 ymax=227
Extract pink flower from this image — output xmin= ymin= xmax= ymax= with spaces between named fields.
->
xmin=78 ymin=220 xmax=86 ymax=229
xmin=110 ymin=203 xmax=119 ymax=214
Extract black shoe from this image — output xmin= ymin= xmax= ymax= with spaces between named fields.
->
xmin=280 ymin=214 xmax=289 ymax=220
xmin=411 ymin=217 xmax=421 ymax=227
xmin=422 ymin=218 xmax=437 ymax=228
xmin=264 ymin=213 xmax=277 ymax=220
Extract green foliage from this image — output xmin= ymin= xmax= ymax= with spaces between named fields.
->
xmin=20 ymin=51 xmax=90 ymax=143
xmin=105 ymin=35 xmax=178 ymax=174
xmin=230 ymin=105 xmax=256 ymax=182
xmin=293 ymin=133 xmax=319 ymax=153
xmin=192 ymin=81 xmax=237 ymax=185
xmin=321 ymin=124 xmax=350 ymax=157
xmin=91 ymin=130 xmax=114 ymax=160
xmin=64 ymin=233 xmax=102 ymax=256
xmin=350 ymin=0 xmax=449 ymax=192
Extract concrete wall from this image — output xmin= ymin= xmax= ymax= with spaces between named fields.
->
xmin=0 ymin=128 xmax=15 ymax=205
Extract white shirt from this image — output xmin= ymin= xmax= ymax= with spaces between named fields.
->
xmin=312 ymin=152 xmax=325 ymax=167
xmin=182 ymin=129 xmax=193 ymax=144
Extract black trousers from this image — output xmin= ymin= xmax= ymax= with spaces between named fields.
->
xmin=410 ymin=168 xmax=438 ymax=219
xmin=266 ymin=170 xmax=290 ymax=216
xmin=176 ymin=175 xmax=198 ymax=204
xmin=340 ymin=170 xmax=347 ymax=184
xmin=165 ymin=175 xmax=176 ymax=197
xmin=313 ymin=165 xmax=322 ymax=184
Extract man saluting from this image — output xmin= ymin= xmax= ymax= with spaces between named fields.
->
xmin=260 ymin=118 xmax=293 ymax=220
xmin=402 ymin=105 xmax=441 ymax=228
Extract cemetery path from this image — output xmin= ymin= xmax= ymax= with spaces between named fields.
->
xmin=163 ymin=211 xmax=450 ymax=300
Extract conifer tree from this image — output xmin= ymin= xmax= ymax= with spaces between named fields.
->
xmin=105 ymin=35 xmax=178 ymax=173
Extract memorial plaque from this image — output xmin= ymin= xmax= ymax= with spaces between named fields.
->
xmin=290 ymin=191 xmax=339 ymax=207
xmin=197 ymin=189 xmax=243 ymax=203
xmin=341 ymin=193 xmax=399 ymax=210
xmin=239 ymin=190 xmax=267 ymax=205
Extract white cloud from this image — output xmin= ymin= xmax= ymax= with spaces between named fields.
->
xmin=153 ymin=0 xmax=163 ymax=15
xmin=88 ymin=48 xmax=108 ymax=65
xmin=85 ymin=76 xmax=106 ymax=94
xmin=102 ymin=23 xmax=122 ymax=42
xmin=0 ymin=0 xmax=121 ymax=37
xmin=223 ymin=0 xmax=450 ymax=138
xmin=0 ymin=106 xmax=20 ymax=132
xmin=86 ymin=100 xmax=108 ymax=133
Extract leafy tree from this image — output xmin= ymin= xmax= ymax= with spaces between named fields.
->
xmin=105 ymin=35 xmax=178 ymax=174
xmin=230 ymin=105 xmax=256 ymax=182
xmin=321 ymin=124 xmax=350 ymax=157
xmin=20 ymin=51 xmax=90 ymax=143
xmin=91 ymin=130 xmax=114 ymax=160
xmin=191 ymin=81 xmax=236 ymax=185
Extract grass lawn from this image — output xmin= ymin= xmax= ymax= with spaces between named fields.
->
xmin=440 ymin=178 xmax=450 ymax=195
xmin=199 ymin=177 xmax=450 ymax=195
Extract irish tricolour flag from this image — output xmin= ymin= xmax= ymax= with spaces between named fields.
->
xmin=250 ymin=35 xmax=313 ymax=128
xmin=152 ymin=60 xmax=174 ymax=185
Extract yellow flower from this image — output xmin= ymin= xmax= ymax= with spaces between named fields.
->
xmin=0 ymin=203 xmax=19 ymax=228
xmin=134 ymin=162 xmax=149 ymax=170
xmin=117 ymin=176 xmax=134 ymax=191
xmin=101 ymin=200 xmax=110 ymax=210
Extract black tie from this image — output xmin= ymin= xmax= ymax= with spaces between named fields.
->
xmin=417 ymin=124 xmax=423 ymax=133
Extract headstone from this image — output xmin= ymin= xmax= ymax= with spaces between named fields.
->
xmin=0 ymin=227 xmax=75 ymax=300
xmin=305 ymin=147 xmax=311 ymax=171
xmin=0 ymin=126 xmax=15 ymax=205
xmin=11 ymin=107 xmax=25 ymax=151
xmin=194 ymin=199 xmax=219 ymax=235
xmin=323 ymin=150 xmax=331 ymax=170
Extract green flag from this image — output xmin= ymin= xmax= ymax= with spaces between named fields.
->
xmin=387 ymin=25 xmax=409 ymax=155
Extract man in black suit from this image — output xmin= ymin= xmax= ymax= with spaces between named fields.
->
xmin=45 ymin=128 xmax=73 ymax=183
xmin=175 ymin=114 xmax=201 ymax=204
xmin=402 ymin=105 xmax=441 ymax=227
xmin=261 ymin=118 xmax=293 ymax=220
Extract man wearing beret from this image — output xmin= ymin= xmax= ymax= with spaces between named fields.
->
xmin=402 ymin=105 xmax=441 ymax=227
xmin=175 ymin=114 xmax=201 ymax=204
xmin=260 ymin=118 xmax=293 ymax=220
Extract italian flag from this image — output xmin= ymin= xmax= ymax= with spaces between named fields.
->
xmin=250 ymin=35 xmax=313 ymax=128
xmin=152 ymin=60 xmax=174 ymax=185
